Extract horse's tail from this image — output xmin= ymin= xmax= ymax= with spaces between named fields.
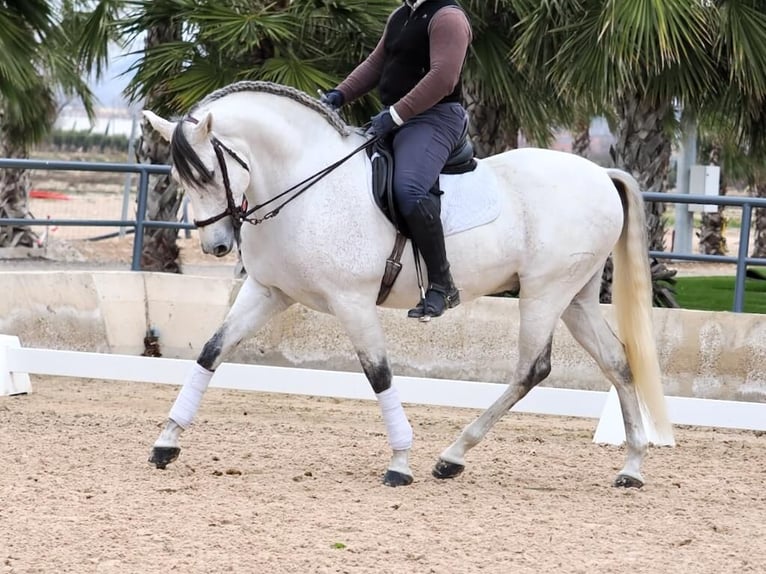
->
xmin=606 ymin=168 xmax=675 ymax=446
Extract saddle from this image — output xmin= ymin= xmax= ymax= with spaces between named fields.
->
xmin=370 ymin=126 xmax=477 ymax=304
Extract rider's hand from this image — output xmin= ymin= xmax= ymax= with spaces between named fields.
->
xmin=368 ymin=109 xmax=397 ymax=137
xmin=319 ymin=89 xmax=344 ymax=111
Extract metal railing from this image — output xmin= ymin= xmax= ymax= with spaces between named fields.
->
xmin=2 ymin=158 xmax=766 ymax=311
xmin=645 ymin=192 xmax=766 ymax=312
xmin=0 ymin=158 xmax=186 ymax=271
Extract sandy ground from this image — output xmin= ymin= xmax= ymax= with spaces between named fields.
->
xmin=3 ymin=189 xmax=762 ymax=572
xmin=1 ymin=376 xmax=764 ymax=574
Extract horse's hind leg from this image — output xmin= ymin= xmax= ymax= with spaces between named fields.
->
xmin=433 ymin=295 xmax=563 ymax=479
xmin=150 ymin=277 xmax=292 ymax=469
xmin=561 ymin=275 xmax=648 ymax=487
xmin=331 ymin=300 xmax=414 ymax=487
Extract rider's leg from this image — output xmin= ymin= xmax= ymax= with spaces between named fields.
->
xmin=391 ymin=103 xmax=467 ymax=319
xmin=405 ymin=194 xmax=460 ymax=319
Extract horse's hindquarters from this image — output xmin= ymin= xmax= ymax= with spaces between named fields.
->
xmin=457 ymin=151 xmax=623 ymax=297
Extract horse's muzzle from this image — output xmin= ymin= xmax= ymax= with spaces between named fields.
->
xmin=200 ymin=231 xmax=234 ymax=257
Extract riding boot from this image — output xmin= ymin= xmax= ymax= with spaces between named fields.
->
xmin=405 ymin=196 xmax=460 ymax=320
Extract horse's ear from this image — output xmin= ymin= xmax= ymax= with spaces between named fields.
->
xmin=188 ymin=111 xmax=213 ymax=144
xmin=142 ymin=110 xmax=175 ymax=142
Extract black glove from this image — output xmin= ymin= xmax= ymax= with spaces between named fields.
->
xmin=367 ymin=109 xmax=397 ymax=137
xmin=320 ymin=89 xmax=344 ymax=111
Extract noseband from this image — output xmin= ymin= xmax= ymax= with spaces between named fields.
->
xmin=183 ymin=115 xmax=379 ymax=228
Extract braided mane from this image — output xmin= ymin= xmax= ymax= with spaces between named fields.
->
xmin=192 ymin=80 xmax=352 ymax=137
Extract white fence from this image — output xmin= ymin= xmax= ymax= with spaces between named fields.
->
xmin=2 ymin=334 xmax=765 ymax=446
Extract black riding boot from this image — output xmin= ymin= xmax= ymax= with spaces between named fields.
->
xmin=405 ymin=196 xmax=460 ymax=320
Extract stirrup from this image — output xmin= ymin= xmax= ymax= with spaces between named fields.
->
xmin=407 ymin=284 xmax=460 ymax=321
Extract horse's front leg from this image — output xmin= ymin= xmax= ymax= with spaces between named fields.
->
xmin=332 ymin=300 xmax=414 ymax=487
xmin=150 ymin=277 xmax=292 ymax=469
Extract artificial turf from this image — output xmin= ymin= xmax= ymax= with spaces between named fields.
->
xmin=672 ymin=272 xmax=766 ymax=313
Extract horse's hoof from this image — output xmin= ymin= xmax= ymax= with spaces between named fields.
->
xmin=613 ymin=474 xmax=644 ymax=488
xmin=149 ymin=446 xmax=180 ymax=469
xmin=382 ymin=470 xmax=414 ymax=487
xmin=432 ymin=459 xmax=465 ymax=479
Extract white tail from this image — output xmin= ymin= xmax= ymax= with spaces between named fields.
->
xmin=606 ymin=169 xmax=675 ymax=446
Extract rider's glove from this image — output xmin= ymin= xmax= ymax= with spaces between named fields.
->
xmin=368 ymin=109 xmax=397 ymax=138
xmin=319 ymin=89 xmax=344 ymax=111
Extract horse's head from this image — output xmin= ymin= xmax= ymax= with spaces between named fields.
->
xmin=143 ymin=109 xmax=250 ymax=257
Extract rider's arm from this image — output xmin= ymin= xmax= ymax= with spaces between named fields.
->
xmin=335 ymin=21 xmax=390 ymax=104
xmin=390 ymin=7 xmax=472 ymax=124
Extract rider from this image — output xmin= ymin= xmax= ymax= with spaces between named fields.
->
xmin=321 ymin=0 xmax=473 ymax=320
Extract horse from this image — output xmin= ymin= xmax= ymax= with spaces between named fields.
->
xmin=143 ymin=80 xmax=674 ymax=488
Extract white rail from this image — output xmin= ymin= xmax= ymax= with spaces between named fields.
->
xmin=2 ymin=335 xmax=764 ymax=445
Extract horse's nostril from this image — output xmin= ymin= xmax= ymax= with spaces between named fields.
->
xmin=213 ymin=244 xmax=230 ymax=257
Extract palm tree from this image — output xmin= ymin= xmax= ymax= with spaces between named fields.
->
xmin=696 ymin=140 xmax=728 ymax=256
xmin=100 ymin=0 xmax=395 ymax=271
xmin=751 ymin=170 xmax=766 ymax=258
xmin=113 ymin=1 xmax=183 ymax=272
xmin=513 ymin=0 xmax=724 ymax=252
xmin=122 ymin=0 xmax=396 ymax=122
xmin=1 ymin=0 xmax=52 ymax=248
xmin=0 ymin=1 xmax=96 ymax=248
xmin=511 ymin=0 xmax=766 ymax=311
xmin=745 ymin=102 xmax=766 ymax=258
xmin=695 ymin=111 xmax=766 ymax=259
xmin=460 ymin=1 xmax=570 ymax=156
xmin=694 ymin=1 xmax=766 ymax=256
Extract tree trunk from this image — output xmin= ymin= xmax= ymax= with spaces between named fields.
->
xmin=571 ymin=117 xmax=590 ymax=158
xmin=0 ymin=111 xmax=38 ymax=248
xmin=462 ymin=81 xmax=518 ymax=158
xmin=610 ymin=94 xmax=673 ymax=252
xmin=135 ymin=21 xmax=183 ymax=273
xmin=750 ymin=175 xmax=766 ymax=258
xmin=136 ymin=116 xmax=182 ymax=272
xmin=698 ymin=143 xmax=727 ymax=255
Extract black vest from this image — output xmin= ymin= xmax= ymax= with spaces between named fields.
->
xmin=378 ymin=0 xmax=464 ymax=107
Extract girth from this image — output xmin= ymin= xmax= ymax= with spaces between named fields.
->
xmin=371 ymin=128 xmax=477 ymax=305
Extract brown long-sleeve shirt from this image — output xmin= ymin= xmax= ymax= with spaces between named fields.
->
xmin=336 ymin=5 xmax=472 ymax=123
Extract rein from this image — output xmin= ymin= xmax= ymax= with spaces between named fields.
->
xmin=183 ymin=115 xmax=379 ymax=228
xmin=239 ymin=136 xmax=379 ymax=225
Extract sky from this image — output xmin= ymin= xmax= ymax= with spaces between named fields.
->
xmin=55 ymin=45 xmax=139 ymax=135
xmin=88 ymin=46 xmax=137 ymax=109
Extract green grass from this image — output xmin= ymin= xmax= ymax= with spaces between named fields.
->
xmin=663 ymin=211 xmax=742 ymax=229
xmin=673 ymin=273 xmax=766 ymax=313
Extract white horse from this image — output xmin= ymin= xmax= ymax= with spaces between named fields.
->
xmin=143 ymin=81 xmax=673 ymax=488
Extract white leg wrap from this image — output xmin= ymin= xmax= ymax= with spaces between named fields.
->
xmin=168 ymin=363 xmax=214 ymax=429
xmin=376 ymin=386 xmax=412 ymax=451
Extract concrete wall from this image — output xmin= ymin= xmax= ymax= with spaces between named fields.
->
xmin=1 ymin=270 xmax=764 ymax=402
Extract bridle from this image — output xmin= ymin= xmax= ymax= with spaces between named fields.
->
xmin=183 ymin=115 xmax=379 ymax=229
xmin=193 ymin=135 xmax=250 ymax=228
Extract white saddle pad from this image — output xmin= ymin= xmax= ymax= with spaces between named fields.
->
xmin=439 ymin=159 xmax=501 ymax=236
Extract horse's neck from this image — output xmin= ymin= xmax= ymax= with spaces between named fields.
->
xmin=209 ymin=93 xmax=362 ymax=206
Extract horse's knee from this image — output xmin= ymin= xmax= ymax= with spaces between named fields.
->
xmin=611 ymin=360 xmax=633 ymax=391
xmin=522 ymin=338 xmax=553 ymax=390
xmin=198 ymin=329 xmax=225 ymax=370
xmin=358 ymin=353 xmax=392 ymax=394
